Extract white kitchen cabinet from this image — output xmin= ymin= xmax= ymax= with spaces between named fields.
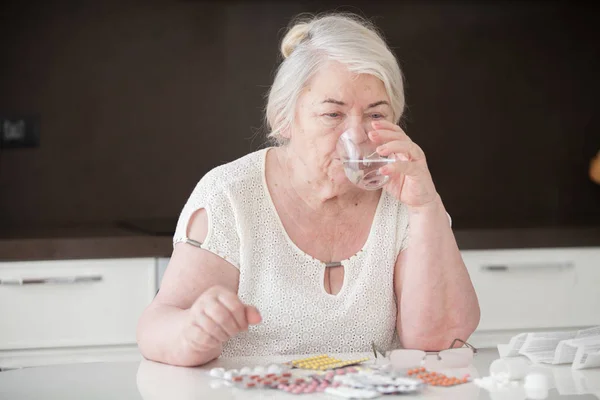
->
xmin=462 ymin=247 xmax=600 ymax=348
xmin=0 ymin=258 xmax=156 ymax=369
xmin=157 ymin=257 xmax=170 ymax=290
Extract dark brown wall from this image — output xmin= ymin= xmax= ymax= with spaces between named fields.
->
xmin=0 ymin=0 xmax=598 ymax=230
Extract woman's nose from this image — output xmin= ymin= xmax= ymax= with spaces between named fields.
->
xmin=344 ymin=123 xmax=370 ymax=144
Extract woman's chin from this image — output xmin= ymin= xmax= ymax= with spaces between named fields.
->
xmin=329 ymin=163 xmax=360 ymax=193
xmin=333 ymin=173 xmax=358 ymax=192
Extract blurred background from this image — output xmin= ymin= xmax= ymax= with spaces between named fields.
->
xmin=0 ymin=0 xmax=599 ymax=371
xmin=0 ymin=0 xmax=598 ymax=235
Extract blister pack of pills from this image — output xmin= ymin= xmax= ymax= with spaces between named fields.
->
xmin=210 ymin=365 xmax=295 ymax=388
xmin=287 ymin=354 xmax=370 ymax=370
xmin=209 ymin=364 xmax=345 ymax=394
xmin=332 ymin=370 xmax=425 ymax=395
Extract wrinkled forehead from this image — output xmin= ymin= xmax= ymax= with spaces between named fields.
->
xmin=303 ymin=61 xmax=390 ymax=107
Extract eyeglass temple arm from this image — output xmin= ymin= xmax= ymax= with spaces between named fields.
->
xmin=449 ymin=338 xmax=478 ymax=353
xmin=371 ymin=342 xmax=387 ymax=358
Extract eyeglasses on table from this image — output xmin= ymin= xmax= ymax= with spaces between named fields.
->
xmin=372 ymin=338 xmax=478 ymax=368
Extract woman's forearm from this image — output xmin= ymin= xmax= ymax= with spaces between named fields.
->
xmin=136 ymin=304 xmax=222 ymax=367
xmin=396 ymin=195 xmax=480 ymax=350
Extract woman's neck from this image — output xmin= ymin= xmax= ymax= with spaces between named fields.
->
xmin=272 ymin=146 xmax=377 ymax=215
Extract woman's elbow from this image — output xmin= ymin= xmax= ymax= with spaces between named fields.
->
xmin=450 ymin=295 xmax=481 ymax=341
xmin=468 ymin=300 xmax=481 ymax=333
xmin=400 ymin=302 xmax=481 ymax=350
xmin=136 ymin=307 xmax=154 ymax=357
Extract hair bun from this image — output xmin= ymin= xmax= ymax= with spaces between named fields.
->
xmin=281 ymin=22 xmax=310 ymax=59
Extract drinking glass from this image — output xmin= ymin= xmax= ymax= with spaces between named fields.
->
xmin=336 ymin=128 xmax=395 ymax=190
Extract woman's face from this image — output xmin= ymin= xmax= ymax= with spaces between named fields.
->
xmin=286 ymin=61 xmax=394 ymax=192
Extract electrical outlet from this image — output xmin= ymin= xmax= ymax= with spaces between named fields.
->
xmin=0 ymin=115 xmax=40 ymax=149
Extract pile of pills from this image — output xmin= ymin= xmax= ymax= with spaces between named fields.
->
xmin=289 ymin=354 xmax=370 ymax=370
xmin=209 ymin=361 xmax=470 ymax=396
xmin=408 ymin=367 xmax=471 ymax=387
xmin=473 ymin=372 xmax=520 ymax=391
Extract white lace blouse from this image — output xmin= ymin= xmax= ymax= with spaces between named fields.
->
xmin=173 ymin=148 xmax=410 ymax=356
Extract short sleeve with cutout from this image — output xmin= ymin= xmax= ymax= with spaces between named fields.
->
xmin=173 ymin=169 xmax=241 ymax=269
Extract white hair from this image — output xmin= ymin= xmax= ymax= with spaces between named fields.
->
xmin=265 ymin=12 xmax=405 ymax=144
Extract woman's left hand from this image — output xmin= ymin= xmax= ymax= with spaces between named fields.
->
xmin=369 ymin=120 xmax=438 ymax=209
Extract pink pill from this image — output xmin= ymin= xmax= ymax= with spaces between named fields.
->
xmin=292 ymin=388 xmax=303 ymax=394
xmin=277 ymin=384 xmax=286 ymax=390
xmin=303 ymin=388 xmax=314 ymax=393
xmin=347 ymin=367 xmax=357 ymax=373
xmin=336 ymin=369 xmax=346 ymax=375
xmin=332 ymin=382 xmax=341 ymax=388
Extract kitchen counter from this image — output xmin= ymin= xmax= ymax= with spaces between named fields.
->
xmin=0 ymin=222 xmax=173 ymax=262
xmin=1 ymin=220 xmax=599 ymax=262
xmin=454 ymin=226 xmax=600 ymax=250
xmin=0 ymin=349 xmax=598 ymax=399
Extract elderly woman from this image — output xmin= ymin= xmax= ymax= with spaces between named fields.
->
xmin=137 ymin=13 xmax=480 ymax=367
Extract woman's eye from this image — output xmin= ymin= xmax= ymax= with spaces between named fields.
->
xmin=324 ymin=112 xmax=342 ymax=118
xmin=370 ymin=113 xmax=385 ymax=120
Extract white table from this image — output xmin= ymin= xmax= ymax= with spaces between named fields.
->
xmin=0 ymin=349 xmax=598 ymax=399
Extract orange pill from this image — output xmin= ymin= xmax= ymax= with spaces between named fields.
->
xmin=407 ymin=370 xmax=414 ymax=375
xmin=420 ymin=367 xmax=426 ymax=372
xmin=430 ymin=371 xmax=437 ymax=376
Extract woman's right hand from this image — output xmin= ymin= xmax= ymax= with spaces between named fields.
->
xmin=182 ymin=285 xmax=262 ymax=353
